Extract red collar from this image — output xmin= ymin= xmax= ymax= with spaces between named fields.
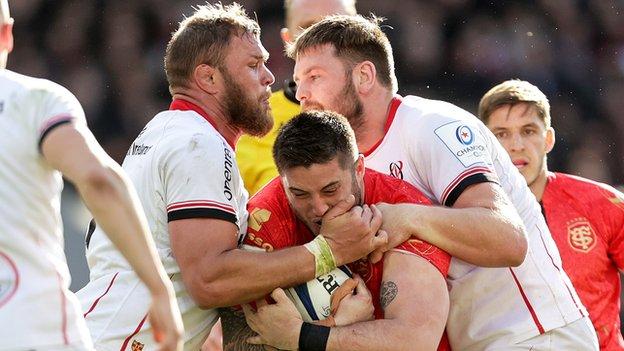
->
xmin=169 ymin=99 xmax=235 ymax=149
xmin=361 ymin=95 xmax=402 ymax=157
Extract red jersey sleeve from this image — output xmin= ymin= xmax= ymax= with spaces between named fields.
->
xmin=601 ymin=186 xmax=624 ymax=270
xmin=365 ymin=169 xmax=451 ymax=276
xmin=244 ymin=178 xmax=300 ymax=252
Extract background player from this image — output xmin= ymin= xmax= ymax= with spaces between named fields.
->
xmin=289 ymin=14 xmax=598 ymax=349
xmin=77 ymin=4 xmax=386 ymax=350
xmin=236 ymin=0 xmax=356 ymax=195
xmin=478 ymin=79 xmax=624 ymax=350
xmin=0 ymin=0 xmax=183 ymax=350
xmin=227 ymin=110 xmax=450 ymax=350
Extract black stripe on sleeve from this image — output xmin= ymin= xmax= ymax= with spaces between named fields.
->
xmin=168 ymin=208 xmax=237 ymax=224
xmin=444 ymin=173 xmax=499 ymax=207
xmin=85 ymin=218 xmax=96 ymax=249
xmin=38 ymin=118 xmax=74 ymax=152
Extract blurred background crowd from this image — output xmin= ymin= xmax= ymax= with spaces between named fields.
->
xmin=7 ymin=0 xmax=623 ymax=329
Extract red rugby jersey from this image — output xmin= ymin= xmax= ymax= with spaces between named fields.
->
xmin=245 ymin=168 xmax=451 ymax=350
xmin=541 ymin=172 xmax=624 ymax=350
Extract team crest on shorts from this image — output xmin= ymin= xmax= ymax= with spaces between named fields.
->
xmin=131 ymin=340 xmax=144 ymax=351
xmin=567 ymin=218 xmax=596 ymax=253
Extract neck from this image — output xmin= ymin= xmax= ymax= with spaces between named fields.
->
xmin=172 ymin=90 xmax=242 ymax=146
xmin=529 ymin=168 xmax=549 ymax=202
xmin=354 ymin=89 xmax=394 ymax=153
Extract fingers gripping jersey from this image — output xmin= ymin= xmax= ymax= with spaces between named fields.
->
xmin=244 ymin=169 xmax=450 ymax=325
xmin=78 ymin=100 xmax=248 ymax=350
xmin=363 ymin=95 xmax=586 ymax=349
xmin=0 ymin=70 xmax=93 ymax=350
xmin=542 ymin=172 xmax=624 ymax=350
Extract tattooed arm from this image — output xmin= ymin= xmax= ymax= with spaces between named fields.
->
xmin=323 ymin=251 xmax=449 ymax=351
xmin=246 ymin=251 xmax=449 ymax=351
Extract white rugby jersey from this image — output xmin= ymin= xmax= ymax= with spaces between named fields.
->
xmin=0 ymin=70 xmax=93 ymax=350
xmin=77 ymin=100 xmax=248 ymax=350
xmin=364 ymin=95 xmax=586 ymax=349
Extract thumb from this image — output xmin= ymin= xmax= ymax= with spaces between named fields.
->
xmin=270 ymin=288 xmax=289 ymax=303
xmin=322 ymin=194 xmax=355 ymax=220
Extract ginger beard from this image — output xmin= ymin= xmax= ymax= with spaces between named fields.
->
xmin=302 ymin=69 xmax=364 ymax=131
xmin=221 ymin=66 xmax=274 ymax=137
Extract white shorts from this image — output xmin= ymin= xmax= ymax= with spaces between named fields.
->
xmin=78 ymin=271 xmax=217 ymax=351
xmin=466 ymin=317 xmax=599 ymax=351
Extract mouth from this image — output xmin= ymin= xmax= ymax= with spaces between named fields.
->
xmin=512 ymin=159 xmax=529 ymax=169
xmin=302 ymin=101 xmax=324 ymax=111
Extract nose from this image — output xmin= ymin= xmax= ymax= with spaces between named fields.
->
xmin=295 ymin=81 xmax=308 ymax=103
xmin=262 ymin=65 xmax=275 ymax=86
xmin=310 ymin=194 xmax=329 ymax=218
xmin=509 ymin=132 xmax=525 ymax=152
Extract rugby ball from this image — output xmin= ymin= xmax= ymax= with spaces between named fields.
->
xmin=284 ymin=265 xmax=353 ymax=322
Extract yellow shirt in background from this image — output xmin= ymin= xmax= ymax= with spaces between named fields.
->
xmin=236 ymin=82 xmax=300 ymax=195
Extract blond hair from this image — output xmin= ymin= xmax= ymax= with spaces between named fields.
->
xmin=164 ymin=2 xmax=260 ymax=94
xmin=478 ymin=79 xmax=551 ymax=127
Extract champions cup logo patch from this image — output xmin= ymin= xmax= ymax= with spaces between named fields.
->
xmin=389 ymin=161 xmax=404 ymax=179
xmin=567 ymin=219 xmax=596 ymax=253
xmin=455 ymin=125 xmax=474 ymax=145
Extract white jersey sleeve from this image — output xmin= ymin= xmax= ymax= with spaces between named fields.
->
xmin=160 ymin=130 xmax=243 ymax=228
xmin=402 ymin=98 xmax=498 ymax=206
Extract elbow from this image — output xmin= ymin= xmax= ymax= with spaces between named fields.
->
xmin=185 ymin=274 xmax=233 ymax=309
xmin=79 ymin=165 xmax=121 ymax=194
xmin=506 ymin=222 xmax=528 ymax=267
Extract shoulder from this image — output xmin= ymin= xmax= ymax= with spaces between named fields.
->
xmin=249 ymin=177 xmax=287 ymax=210
xmin=364 ymin=169 xmax=431 ymax=205
xmin=2 ymin=70 xmax=78 ymax=105
xmin=548 ymin=172 xmax=624 ymax=208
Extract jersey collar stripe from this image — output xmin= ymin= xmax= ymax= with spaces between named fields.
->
xmin=361 ymin=95 xmax=403 ymax=157
xmin=169 ymin=98 xmax=225 ymax=138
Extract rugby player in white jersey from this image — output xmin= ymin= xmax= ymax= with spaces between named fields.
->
xmin=0 ymin=1 xmax=183 ymax=350
xmin=246 ymin=15 xmax=599 ymax=350
xmin=77 ymin=4 xmax=387 ymax=350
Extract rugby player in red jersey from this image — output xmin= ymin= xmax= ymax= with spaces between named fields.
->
xmin=479 ymin=79 xmax=624 ymax=350
xmin=221 ymin=110 xmax=450 ymax=351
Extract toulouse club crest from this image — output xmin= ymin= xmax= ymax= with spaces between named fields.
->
xmin=567 ymin=218 xmax=596 ymax=253
xmin=455 ymin=125 xmax=474 ymax=145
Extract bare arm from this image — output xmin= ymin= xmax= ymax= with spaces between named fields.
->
xmin=41 ymin=123 xmax=183 ymax=350
xmin=169 ymin=200 xmax=385 ymax=309
xmin=325 ymin=251 xmax=448 ymax=351
xmin=244 ymin=251 xmax=449 ymax=351
xmin=377 ymin=182 xmax=527 ymax=267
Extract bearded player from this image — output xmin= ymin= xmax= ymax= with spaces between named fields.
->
xmin=479 ymin=79 xmax=624 ymax=350
xmin=223 ymin=110 xmax=450 ymax=351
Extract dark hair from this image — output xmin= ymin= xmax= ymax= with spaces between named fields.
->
xmin=164 ymin=2 xmax=260 ymax=95
xmin=287 ymin=14 xmax=397 ymax=93
xmin=273 ymin=110 xmax=358 ymax=173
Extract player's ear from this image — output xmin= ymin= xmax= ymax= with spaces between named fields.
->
xmin=354 ymin=154 xmax=365 ymax=178
xmin=193 ymin=64 xmax=219 ymax=95
xmin=544 ymin=127 xmax=555 ymax=154
xmin=353 ymin=61 xmax=376 ymax=94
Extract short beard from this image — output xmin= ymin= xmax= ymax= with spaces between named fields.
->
xmin=338 ymin=71 xmax=365 ymax=132
xmin=221 ymin=67 xmax=273 ymax=137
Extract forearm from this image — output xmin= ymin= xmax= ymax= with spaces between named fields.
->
xmin=77 ymin=164 xmax=170 ymax=294
xmin=327 ymin=319 xmax=438 ymax=351
xmin=406 ymin=204 xmax=526 ymax=267
xmin=190 ymin=246 xmax=316 ymax=308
